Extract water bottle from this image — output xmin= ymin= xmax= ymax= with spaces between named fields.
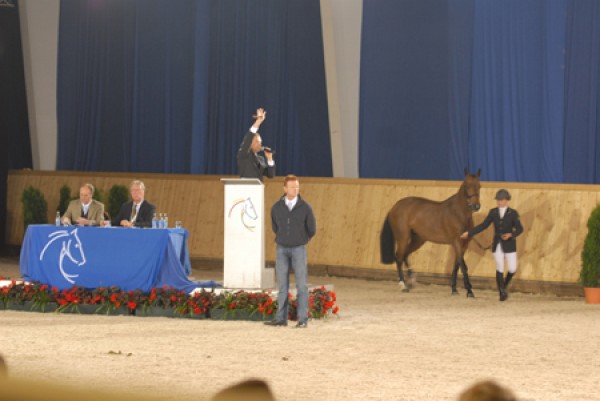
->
xmin=55 ymin=211 xmax=61 ymax=226
xmin=159 ymin=213 xmax=165 ymax=229
xmin=152 ymin=213 xmax=158 ymax=229
xmin=164 ymin=213 xmax=169 ymax=229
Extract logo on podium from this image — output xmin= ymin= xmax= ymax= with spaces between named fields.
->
xmin=228 ymin=197 xmax=259 ymax=232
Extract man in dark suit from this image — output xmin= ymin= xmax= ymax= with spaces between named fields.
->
xmin=236 ymin=108 xmax=275 ymax=181
xmin=461 ymin=189 xmax=524 ymax=301
xmin=111 ymin=180 xmax=156 ymax=228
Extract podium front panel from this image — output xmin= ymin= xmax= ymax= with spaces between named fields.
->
xmin=222 ymin=179 xmax=265 ymax=289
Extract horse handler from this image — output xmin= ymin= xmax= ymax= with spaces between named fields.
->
xmin=461 ymin=189 xmax=524 ymax=301
xmin=265 ymin=175 xmax=316 ymax=328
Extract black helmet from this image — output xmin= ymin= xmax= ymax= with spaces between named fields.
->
xmin=495 ymin=189 xmax=511 ymax=200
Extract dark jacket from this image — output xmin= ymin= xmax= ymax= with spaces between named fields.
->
xmin=236 ymin=131 xmax=275 ymax=181
xmin=112 ymin=200 xmax=156 ymax=228
xmin=271 ymin=195 xmax=316 ymax=247
xmin=469 ymin=207 xmax=523 ymax=253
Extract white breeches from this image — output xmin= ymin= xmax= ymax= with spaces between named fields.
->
xmin=494 ymin=247 xmax=517 ymax=274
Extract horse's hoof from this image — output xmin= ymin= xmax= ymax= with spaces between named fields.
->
xmin=398 ymin=281 xmax=406 ymax=291
xmin=466 ymin=290 xmax=475 ymax=298
xmin=451 ymin=289 xmax=459 ymax=296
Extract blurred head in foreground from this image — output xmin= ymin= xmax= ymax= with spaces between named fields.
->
xmin=458 ymin=380 xmax=517 ymax=401
xmin=0 ymin=354 xmax=7 ymax=378
xmin=212 ymin=379 xmax=276 ymax=401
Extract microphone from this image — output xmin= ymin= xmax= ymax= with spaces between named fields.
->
xmin=261 ymin=146 xmax=275 ymax=155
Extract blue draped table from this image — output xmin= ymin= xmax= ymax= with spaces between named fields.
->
xmin=20 ymin=225 xmax=217 ymax=292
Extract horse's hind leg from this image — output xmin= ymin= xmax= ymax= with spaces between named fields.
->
xmin=394 ymin=256 xmax=408 ymax=292
xmin=403 ymin=233 xmax=425 ymax=289
xmin=394 ymin=234 xmax=410 ymax=292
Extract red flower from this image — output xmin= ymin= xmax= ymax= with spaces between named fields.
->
xmin=127 ymin=301 xmax=137 ymax=310
xmin=333 ymin=306 xmax=339 ymax=314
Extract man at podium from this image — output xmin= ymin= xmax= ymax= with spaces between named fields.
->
xmin=236 ymin=108 xmax=275 ymax=181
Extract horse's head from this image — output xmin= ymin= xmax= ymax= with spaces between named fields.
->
xmin=463 ymin=168 xmax=481 ymax=211
xmin=63 ymin=228 xmax=87 ymax=266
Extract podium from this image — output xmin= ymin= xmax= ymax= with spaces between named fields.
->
xmin=221 ymin=178 xmax=273 ymax=289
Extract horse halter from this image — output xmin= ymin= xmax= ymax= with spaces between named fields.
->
xmin=464 ymin=187 xmax=480 ymax=211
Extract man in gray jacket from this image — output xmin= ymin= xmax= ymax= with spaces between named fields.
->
xmin=265 ymin=175 xmax=316 ymax=328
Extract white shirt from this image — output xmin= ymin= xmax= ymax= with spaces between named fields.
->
xmin=286 ymin=196 xmax=298 ymax=211
xmin=82 ymin=201 xmax=91 ymax=216
xmin=499 ymin=206 xmax=507 ymax=219
xmin=131 ymin=201 xmax=143 ymax=222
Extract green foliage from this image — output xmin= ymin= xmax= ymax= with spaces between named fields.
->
xmin=580 ymin=204 xmax=600 ymax=287
xmin=107 ymin=184 xmax=129 ymax=220
xmin=93 ymin=187 xmax=105 ymax=203
xmin=21 ymin=186 xmax=48 ymax=228
xmin=57 ymin=184 xmax=72 ymax=215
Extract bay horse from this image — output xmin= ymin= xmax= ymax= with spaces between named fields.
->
xmin=380 ymin=169 xmax=481 ymax=297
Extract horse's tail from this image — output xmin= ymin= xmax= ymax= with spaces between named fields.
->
xmin=380 ymin=214 xmax=396 ymax=264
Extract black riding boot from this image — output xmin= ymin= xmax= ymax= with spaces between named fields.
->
xmin=496 ymin=271 xmax=508 ymax=301
xmin=504 ymin=272 xmax=515 ymax=289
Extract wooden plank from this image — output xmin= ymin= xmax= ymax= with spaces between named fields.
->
xmin=6 ymin=170 xmax=600 ymax=286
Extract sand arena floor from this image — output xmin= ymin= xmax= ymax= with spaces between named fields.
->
xmin=1 ymin=257 xmax=599 ymax=401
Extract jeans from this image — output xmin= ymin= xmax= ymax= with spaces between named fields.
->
xmin=275 ymin=244 xmax=308 ymax=323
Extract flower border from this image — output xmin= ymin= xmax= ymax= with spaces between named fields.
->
xmin=0 ymin=279 xmax=339 ymax=320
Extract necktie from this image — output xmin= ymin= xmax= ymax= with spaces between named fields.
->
xmin=130 ymin=204 xmax=138 ymax=222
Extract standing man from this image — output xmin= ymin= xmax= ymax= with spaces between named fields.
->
xmin=265 ymin=175 xmax=316 ymax=328
xmin=236 ymin=108 xmax=275 ymax=181
xmin=111 ymin=180 xmax=156 ymax=228
xmin=461 ymin=189 xmax=524 ymax=301
xmin=61 ymin=183 xmax=104 ymax=226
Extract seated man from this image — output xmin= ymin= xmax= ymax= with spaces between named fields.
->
xmin=61 ymin=183 xmax=104 ymax=226
xmin=110 ymin=180 xmax=156 ymax=228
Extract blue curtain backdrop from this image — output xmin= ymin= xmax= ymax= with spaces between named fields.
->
xmin=360 ymin=0 xmax=600 ymax=184
xmin=57 ymin=0 xmax=332 ymax=177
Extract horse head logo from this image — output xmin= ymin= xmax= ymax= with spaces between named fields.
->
xmin=228 ymin=197 xmax=258 ymax=232
xmin=39 ymin=228 xmax=87 ymax=284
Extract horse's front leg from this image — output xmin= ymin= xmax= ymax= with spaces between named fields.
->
xmin=458 ymin=258 xmax=474 ymax=298
xmin=451 ymin=261 xmax=460 ymax=295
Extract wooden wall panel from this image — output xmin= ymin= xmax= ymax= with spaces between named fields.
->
xmin=6 ymin=170 xmax=600 ymax=285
